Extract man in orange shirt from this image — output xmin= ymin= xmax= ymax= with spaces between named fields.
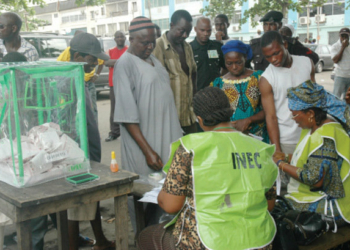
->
xmin=104 ymin=31 xmax=128 ymax=141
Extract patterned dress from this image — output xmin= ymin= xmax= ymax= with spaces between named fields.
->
xmin=212 ymin=71 xmax=269 ymax=143
xmin=163 ymin=145 xmax=275 ymax=250
xmin=288 ymin=138 xmax=346 ymax=224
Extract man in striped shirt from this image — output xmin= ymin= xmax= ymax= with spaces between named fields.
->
xmin=153 ymin=10 xmax=197 ymax=134
xmin=0 ymin=12 xmax=39 ymax=62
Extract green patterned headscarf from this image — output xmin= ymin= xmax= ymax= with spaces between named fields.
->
xmin=287 ymin=80 xmax=350 ymax=135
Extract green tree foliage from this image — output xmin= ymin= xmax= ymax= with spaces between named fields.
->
xmin=0 ymin=0 xmax=105 ymax=31
xmin=200 ymin=0 xmax=333 ymax=27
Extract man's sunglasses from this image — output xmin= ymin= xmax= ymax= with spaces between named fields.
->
xmin=0 ymin=24 xmax=11 ymax=29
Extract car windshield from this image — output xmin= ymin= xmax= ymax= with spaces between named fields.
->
xmin=304 ymin=44 xmax=317 ymax=52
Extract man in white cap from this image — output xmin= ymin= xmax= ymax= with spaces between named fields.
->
xmin=114 ymin=16 xmax=182 ymax=232
xmin=331 ymin=27 xmax=350 ymax=99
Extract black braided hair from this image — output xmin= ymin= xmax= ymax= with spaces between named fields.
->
xmin=193 ymin=87 xmax=233 ymax=126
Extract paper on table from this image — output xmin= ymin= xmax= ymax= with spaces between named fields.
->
xmin=138 ymin=186 xmax=162 ymax=204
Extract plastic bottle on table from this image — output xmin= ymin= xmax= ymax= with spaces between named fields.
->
xmin=110 ymin=151 xmax=119 ymax=172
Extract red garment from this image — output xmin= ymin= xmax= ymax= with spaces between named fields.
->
xmin=108 ymin=46 xmax=128 ymax=86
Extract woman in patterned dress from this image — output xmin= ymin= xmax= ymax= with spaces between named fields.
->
xmin=212 ymin=40 xmax=269 ymax=142
xmin=137 ymin=87 xmax=277 ymax=250
xmin=273 ymin=81 xmax=350 ymax=229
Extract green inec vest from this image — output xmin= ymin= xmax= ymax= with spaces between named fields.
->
xmin=286 ymin=122 xmax=350 ymax=223
xmin=164 ymin=131 xmax=278 ymax=250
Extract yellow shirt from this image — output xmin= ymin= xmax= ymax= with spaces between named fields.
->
xmin=57 ymin=46 xmax=104 ymax=82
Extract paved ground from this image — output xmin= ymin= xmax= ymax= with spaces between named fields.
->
xmin=2 ymin=70 xmax=334 ymax=249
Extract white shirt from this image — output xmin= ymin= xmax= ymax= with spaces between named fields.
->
xmin=262 ymin=55 xmax=312 ymax=144
xmin=0 ymin=36 xmax=39 ymax=61
xmin=331 ymin=40 xmax=350 ymax=78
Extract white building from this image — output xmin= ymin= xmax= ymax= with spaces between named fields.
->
xmin=33 ymin=0 xmax=142 ymax=36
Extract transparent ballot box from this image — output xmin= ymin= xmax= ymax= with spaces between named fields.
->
xmin=0 ymin=62 xmax=90 ymax=187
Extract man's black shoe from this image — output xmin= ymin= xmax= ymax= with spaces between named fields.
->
xmin=105 ymin=135 xmax=119 ymax=142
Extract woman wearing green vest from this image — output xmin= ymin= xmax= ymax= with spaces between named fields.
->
xmin=137 ymin=87 xmax=278 ymax=250
xmin=274 ymin=81 xmax=350 ymax=231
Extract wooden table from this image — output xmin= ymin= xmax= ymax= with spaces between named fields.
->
xmin=299 ymin=225 xmax=350 ymax=250
xmin=131 ymin=182 xmax=154 ymax=236
xmin=0 ymin=161 xmax=138 ymax=250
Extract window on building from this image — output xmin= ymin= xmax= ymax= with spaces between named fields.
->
xmin=38 ymin=14 xmax=53 ymax=26
xmin=322 ymin=0 xmax=345 ymax=15
xmin=147 ymin=0 xmax=169 ymax=8
xmin=299 ymin=6 xmax=318 ymax=17
xmin=175 ymin=0 xmax=199 ymax=3
xmin=299 ymin=0 xmax=344 ymax=17
xmin=132 ymin=2 xmax=138 ymax=12
xmin=153 ymin=18 xmax=169 ymax=31
xmin=101 ymin=7 xmax=105 ymax=15
xmin=120 ymin=22 xmax=129 ymax=32
xmin=107 ymin=2 xmax=128 ymax=17
xmin=91 ymin=27 xmax=96 ymax=35
xmin=231 ymin=11 xmax=241 ymax=24
xmin=108 ymin=23 xmax=117 ymax=36
xmin=328 ymin=31 xmax=339 ymax=45
xmin=299 ymin=33 xmax=313 ymax=42
xmin=54 ymin=13 xmax=58 ymax=18
xmin=97 ymin=24 xmax=106 ymax=35
xmin=90 ymin=11 xmax=95 ymax=20
xmin=61 ymin=13 xmax=86 ymax=24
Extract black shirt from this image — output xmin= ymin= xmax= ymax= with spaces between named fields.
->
xmin=249 ymin=36 xmax=319 ymax=71
xmin=190 ymin=38 xmax=225 ymax=90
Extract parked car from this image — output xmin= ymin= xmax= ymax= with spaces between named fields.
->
xmin=21 ymin=32 xmax=71 ymax=61
xmin=21 ymin=32 xmax=116 ymax=94
xmin=304 ymin=44 xmax=334 ymax=73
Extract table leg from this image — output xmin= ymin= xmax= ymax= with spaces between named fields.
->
xmin=115 ymin=194 xmax=128 ymax=250
xmin=133 ymin=195 xmax=145 ymax=237
xmin=56 ymin=210 xmax=69 ymax=250
xmin=16 ymin=219 xmax=32 ymax=250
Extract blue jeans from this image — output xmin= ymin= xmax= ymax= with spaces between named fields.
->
xmin=86 ymin=81 xmax=98 ymax=123
xmin=333 ymin=76 xmax=350 ymax=99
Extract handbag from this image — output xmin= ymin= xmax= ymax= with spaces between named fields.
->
xmin=271 ymin=197 xmax=299 ymax=250
xmin=284 ymin=210 xmax=327 ymax=246
xmin=272 ymin=196 xmax=328 ymax=247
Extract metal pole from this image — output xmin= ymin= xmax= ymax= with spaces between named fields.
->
xmin=317 ymin=6 xmax=320 ymax=44
xmin=307 ymin=5 xmax=310 ymax=41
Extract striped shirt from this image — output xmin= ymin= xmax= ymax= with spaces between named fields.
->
xmin=153 ymin=32 xmax=197 ymax=127
xmin=0 ymin=37 xmax=39 ymax=61
xmin=331 ymin=40 xmax=350 ymax=78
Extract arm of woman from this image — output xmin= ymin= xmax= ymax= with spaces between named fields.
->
xmin=279 ymin=162 xmax=325 ymax=188
xmin=275 ymin=138 xmax=338 ymax=188
xmin=232 ymin=110 xmax=265 ymax=132
xmin=158 ymin=191 xmax=186 ymax=214
xmin=158 ymin=145 xmax=192 ymax=214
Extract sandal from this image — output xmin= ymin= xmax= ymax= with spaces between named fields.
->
xmin=91 ymin=241 xmax=115 ymax=250
xmin=79 ymin=234 xmax=96 ymax=247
